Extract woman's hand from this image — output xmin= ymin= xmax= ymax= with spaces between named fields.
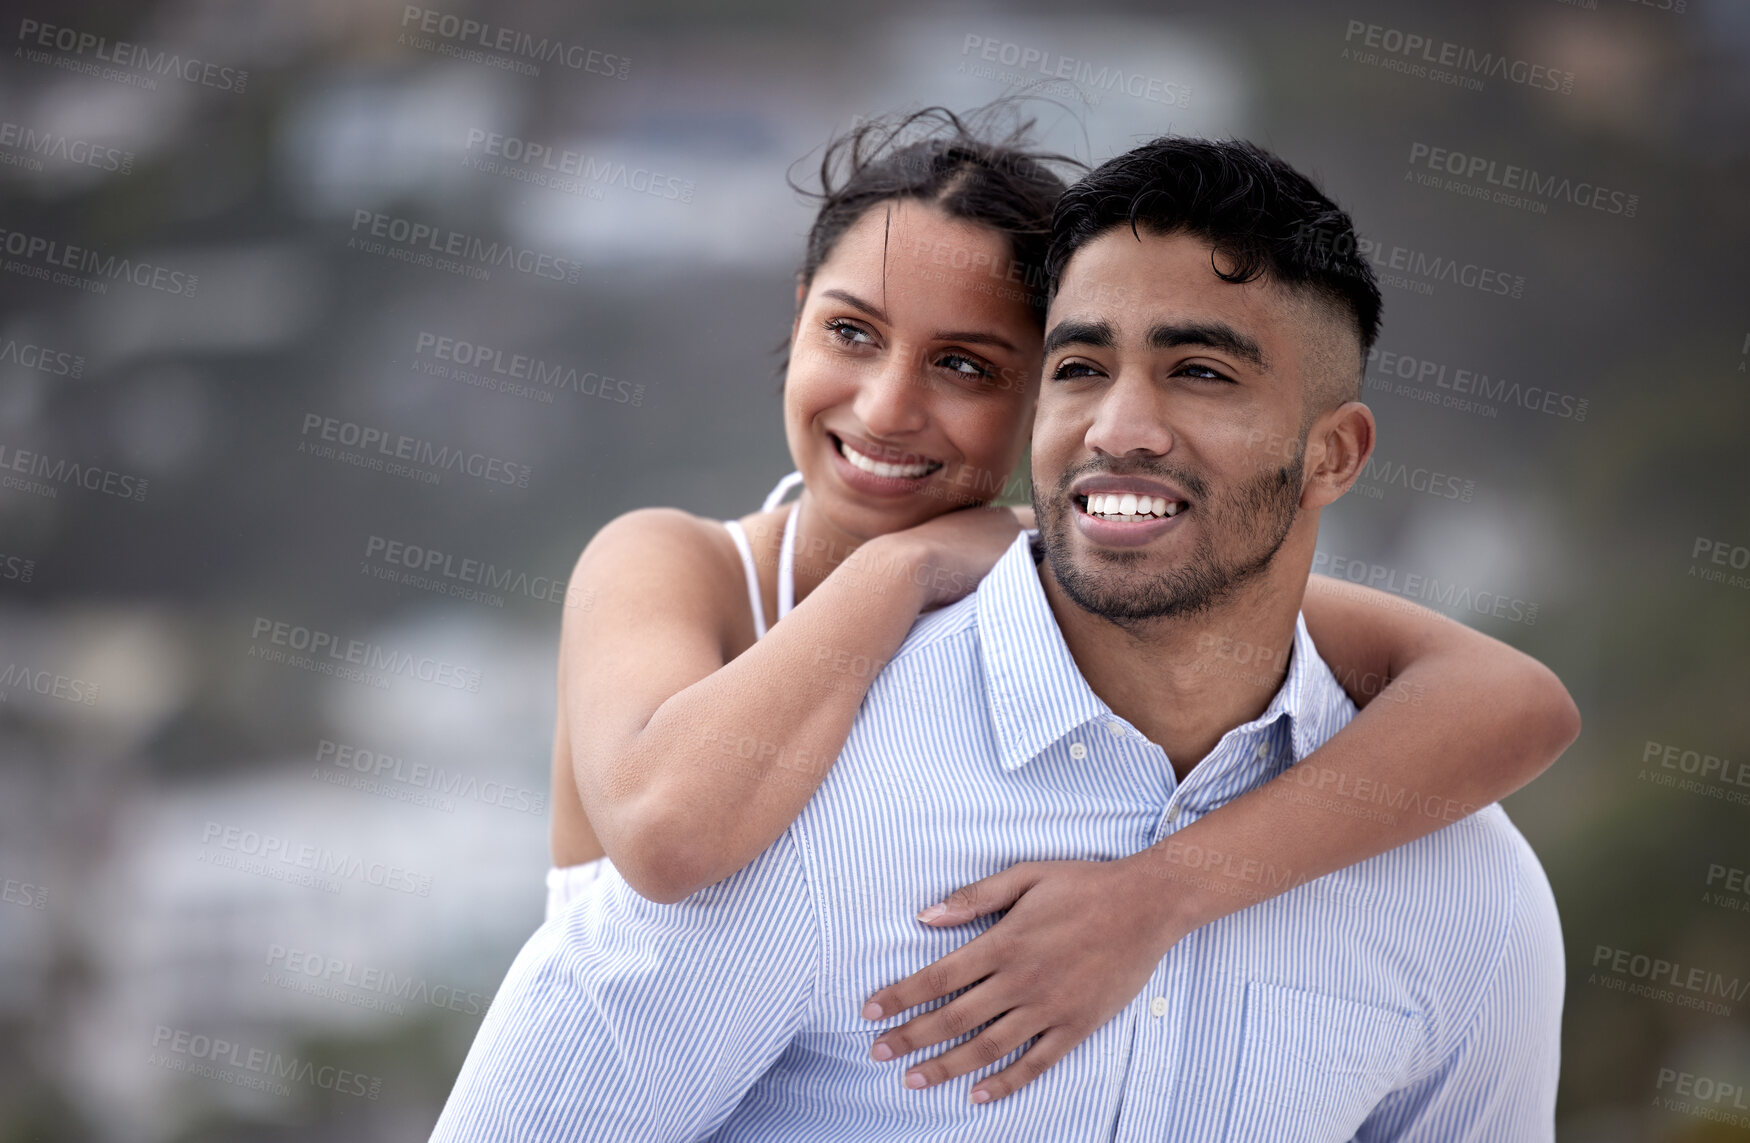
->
xmin=859 ymin=857 xmax=1187 ymax=1104
xmin=886 ymin=505 xmax=1025 ymax=610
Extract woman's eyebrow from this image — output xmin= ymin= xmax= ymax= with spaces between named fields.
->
xmin=933 ymin=329 xmax=1018 ymax=352
xmin=818 ymin=289 xmax=1018 ymax=353
xmin=820 ymin=288 xmax=888 ymax=322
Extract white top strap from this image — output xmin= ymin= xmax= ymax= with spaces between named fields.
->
xmin=761 ymin=470 xmax=805 ymax=512
xmin=721 ymin=519 xmax=768 ymax=641
xmin=777 ymin=498 xmax=799 ymax=623
xmin=761 ymin=470 xmax=805 ymax=625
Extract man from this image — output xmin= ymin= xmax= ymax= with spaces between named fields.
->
xmin=430 ymin=138 xmax=1563 ymax=1141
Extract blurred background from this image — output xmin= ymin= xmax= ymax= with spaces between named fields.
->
xmin=0 ymin=0 xmax=1746 ymax=1139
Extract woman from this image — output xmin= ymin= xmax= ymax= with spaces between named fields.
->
xmin=546 ymin=108 xmax=1579 ymax=1104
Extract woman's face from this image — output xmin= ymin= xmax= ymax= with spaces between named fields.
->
xmin=783 ymin=198 xmax=1043 ymax=542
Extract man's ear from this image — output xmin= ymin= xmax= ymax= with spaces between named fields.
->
xmin=1300 ymin=400 xmax=1376 ymax=509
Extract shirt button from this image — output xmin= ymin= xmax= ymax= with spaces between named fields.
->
xmin=1164 ymin=804 xmax=1181 ymax=823
xmin=1105 ymin=720 xmax=1124 ymax=736
xmin=1254 ymin=741 xmax=1269 ymax=759
xmin=1069 ymin=742 xmax=1087 ymax=760
xmin=1149 ymin=996 xmax=1169 ymax=1017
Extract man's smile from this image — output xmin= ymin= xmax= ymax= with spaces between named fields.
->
xmin=1068 ymin=474 xmax=1192 ymax=547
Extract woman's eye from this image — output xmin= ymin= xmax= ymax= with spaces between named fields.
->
xmin=824 ymin=318 xmax=874 ymax=346
xmin=1051 ymin=359 xmax=1101 ymax=381
xmin=938 ymin=352 xmax=993 ymax=379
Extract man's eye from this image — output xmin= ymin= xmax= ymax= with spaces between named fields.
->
xmin=1180 ymin=363 xmax=1233 ymax=383
xmin=824 ymin=319 xmax=874 ymax=346
xmin=938 ymin=352 xmax=993 ymax=379
xmin=1051 ymin=360 xmax=1101 ymax=381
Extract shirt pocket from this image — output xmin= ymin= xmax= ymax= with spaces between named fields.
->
xmin=1222 ymin=979 xmax=1418 ymax=1143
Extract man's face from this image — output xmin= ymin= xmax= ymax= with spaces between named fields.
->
xmin=1031 ymin=228 xmax=1338 ymax=623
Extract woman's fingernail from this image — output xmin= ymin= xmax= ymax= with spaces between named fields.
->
xmin=905 ymin=1072 xmax=927 ymax=1089
xmin=916 ymin=904 xmax=947 ymax=923
xmin=971 ymin=1088 xmax=991 ymax=1104
xmin=871 ymin=1042 xmax=893 ymax=1062
xmin=861 ymin=1001 xmax=882 ymax=1020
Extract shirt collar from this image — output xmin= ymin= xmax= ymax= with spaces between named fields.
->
xmin=975 ymin=532 xmax=1349 ymax=779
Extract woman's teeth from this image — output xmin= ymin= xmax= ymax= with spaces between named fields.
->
xmin=837 ymin=438 xmax=939 ymax=479
xmin=1082 ymin=492 xmax=1184 ymax=522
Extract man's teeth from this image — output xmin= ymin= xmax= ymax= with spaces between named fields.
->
xmin=1083 ymin=492 xmax=1185 ymax=521
xmin=838 ymin=439 xmax=938 ymax=479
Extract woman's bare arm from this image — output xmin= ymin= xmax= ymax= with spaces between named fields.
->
xmin=1145 ymin=572 xmax=1578 ymax=928
xmin=563 ymin=505 xmax=1017 ymax=903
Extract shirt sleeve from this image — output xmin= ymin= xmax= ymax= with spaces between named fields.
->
xmin=429 ymin=831 xmax=819 ymax=1142
xmin=1357 ymin=840 xmax=1565 ymax=1142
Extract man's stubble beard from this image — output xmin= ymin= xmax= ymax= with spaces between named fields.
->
xmin=1034 ymin=453 xmax=1305 ymax=626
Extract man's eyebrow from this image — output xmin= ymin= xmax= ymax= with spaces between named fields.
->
xmin=1148 ymin=321 xmax=1269 ymax=370
xmin=1042 ymin=319 xmax=1115 ymax=357
xmin=821 ymin=289 xmax=888 ymax=323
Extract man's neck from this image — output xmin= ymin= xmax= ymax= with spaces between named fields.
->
xmin=1038 ymin=563 xmax=1305 ymax=779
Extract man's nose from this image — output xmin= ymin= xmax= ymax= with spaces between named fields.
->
xmin=1085 ymin=371 xmax=1175 ymax=458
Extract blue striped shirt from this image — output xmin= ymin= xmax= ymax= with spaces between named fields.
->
xmin=431 ymin=532 xmax=1563 ymax=1141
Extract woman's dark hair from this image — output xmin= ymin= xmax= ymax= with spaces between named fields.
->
xmin=1047 ymin=137 xmax=1383 ymax=363
xmin=790 ymin=106 xmax=1078 ymax=324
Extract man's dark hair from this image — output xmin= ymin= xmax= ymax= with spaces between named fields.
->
xmin=1046 ymin=137 xmax=1382 ymax=391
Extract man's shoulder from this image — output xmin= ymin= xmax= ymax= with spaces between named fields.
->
xmin=886 ymin=592 xmax=983 ymax=666
xmin=1366 ymin=804 xmax=1555 ymax=921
